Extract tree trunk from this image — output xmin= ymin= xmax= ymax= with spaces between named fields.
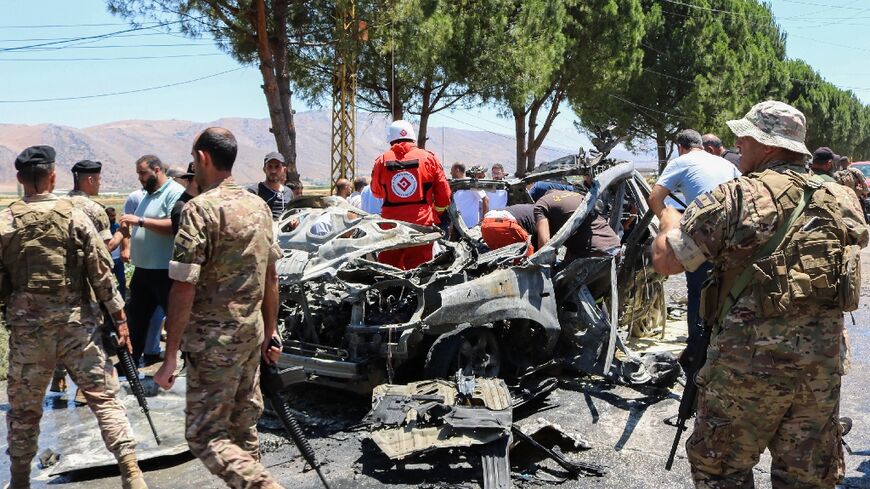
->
xmin=254 ymin=0 xmax=294 ymax=179
xmin=389 ymin=72 xmax=403 ymax=121
xmin=656 ymin=131 xmax=669 ymax=174
xmin=527 ymin=88 xmax=563 ymax=175
xmin=417 ymin=79 xmax=432 ymax=148
xmin=513 ymin=106 xmax=527 ymax=177
xmin=526 ymin=102 xmax=540 ymax=175
xmin=271 ymin=0 xmax=298 ymax=183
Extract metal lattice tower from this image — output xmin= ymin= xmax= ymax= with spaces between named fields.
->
xmin=331 ymin=0 xmax=359 ymax=191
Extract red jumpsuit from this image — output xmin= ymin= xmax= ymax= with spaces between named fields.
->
xmin=371 ymin=141 xmax=451 ymax=269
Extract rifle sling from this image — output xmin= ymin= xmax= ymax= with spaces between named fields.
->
xmin=717 ymin=187 xmax=814 ymax=326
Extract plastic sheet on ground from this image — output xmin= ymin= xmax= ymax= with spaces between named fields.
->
xmin=42 ymin=376 xmax=189 ymax=476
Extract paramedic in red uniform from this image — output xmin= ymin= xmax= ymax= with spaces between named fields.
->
xmin=371 ymin=120 xmax=451 ymax=269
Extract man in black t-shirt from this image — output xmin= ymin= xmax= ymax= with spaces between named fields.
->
xmin=248 ymin=151 xmax=293 ymax=219
xmin=480 ymin=190 xmax=621 ymax=261
xmin=533 ymin=190 xmax=621 ymax=261
xmin=171 ymin=162 xmax=199 ymax=234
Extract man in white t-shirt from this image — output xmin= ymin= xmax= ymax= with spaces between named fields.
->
xmin=348 ymin=176 xmax=367 ymax=208
xmin=451 ymin=163 xmax=489 ymax=228
xmin=648 ymin=128 xmax=740 ymax=363
xmin=485 ymin=163 xmax=508 ymax=211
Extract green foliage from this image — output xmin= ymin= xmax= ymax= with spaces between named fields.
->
xmin=572 ymin=0 xmax=788 ymax=170
xmin=781 ymin=59 xmax=870 ymax=159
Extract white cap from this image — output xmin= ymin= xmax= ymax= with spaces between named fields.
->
xmin=388 ymin=120 xmax=416 ymax=144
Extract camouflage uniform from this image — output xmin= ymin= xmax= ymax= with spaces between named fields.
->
xmin=2 ymin=194 xmax=136 ymax=468
xmin=835 ymin=166 xmax=869 ymax=200
xmin=52 ymin=190 xmax=116 ymax=386
xmin=665 ymin=102 xmax=869 ymax=488
xmin=169 ymin=177 xmax=283 ymax=489
xmin=66 ymin=190 xmax=112 ymax=241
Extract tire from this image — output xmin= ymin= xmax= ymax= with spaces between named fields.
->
xmin=424 ymin=325 xmax=502 ymax=379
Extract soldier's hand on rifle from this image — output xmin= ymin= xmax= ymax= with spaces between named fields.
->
xmin=113 ymin=312 xmax=132 ymax=353
xmin=262 ymin=334 xmax=281 ymax=365
xmin=154 ymin=356 xmax=176 ymax=390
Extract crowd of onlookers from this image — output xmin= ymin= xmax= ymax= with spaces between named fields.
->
xmin=62 ymin=124 xmax=868 ymax=372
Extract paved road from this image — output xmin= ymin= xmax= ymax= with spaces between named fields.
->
xmin=2 ymin=251 xmax=869 ymax=488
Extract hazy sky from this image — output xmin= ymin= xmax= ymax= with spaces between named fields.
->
xmin=1 ymin=0 xmax=869 ymax=153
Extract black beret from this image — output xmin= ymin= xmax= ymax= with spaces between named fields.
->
xmin=15 ymin=145 xmax=56 ymax=170
xmin=71 ymin=159 xmax=102 ymax=174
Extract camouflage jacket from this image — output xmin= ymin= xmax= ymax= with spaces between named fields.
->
xmin=169 ymin=177 xmax=282 ymax=353
xmin=0 ymin=194 xmax=124 ymax=327
xmin=667 ymin=160 xmax=869 ymax=376
xmin=835 ymin=167 xmax=869 ymax=200
xmin=65 ymin=190 xmax=112 ymax=242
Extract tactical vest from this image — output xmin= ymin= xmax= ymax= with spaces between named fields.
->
xmin=4 ymin=199 xmax=84 ymax=293
xmin=380 ymin=147 xmax=434 ymax=207
xmin=701 ymin=168 xmax=862 ymax=327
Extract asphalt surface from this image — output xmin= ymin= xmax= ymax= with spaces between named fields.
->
xmin=1 ymin=250 xmax=870 ymax=488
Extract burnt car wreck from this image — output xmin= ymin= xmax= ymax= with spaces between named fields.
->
xmin=274 ymin=148 xmax=676 ymax=394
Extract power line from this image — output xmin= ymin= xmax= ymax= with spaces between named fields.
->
xmin=16 ymin=42 xmax=214 ymax=51
xmin=436 ymin=112 xmax=516 ymax=142
xmin=0 ymin=31 xmax=195 ymax=43
xmin=779 ymin=0 xmax=870 ymax=12
xmin=0 ymin=22 xmax=156 ymax=29
xmin=0 ymin=53 xmax=224 ymax=62
xmin=0 ymin=67 xmax=247 ymax=103
xmin=0 ymin=20 xmax=185 ymax=52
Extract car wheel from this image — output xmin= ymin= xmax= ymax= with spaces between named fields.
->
xmin=424 ymin=325 xmax=502 ymax=379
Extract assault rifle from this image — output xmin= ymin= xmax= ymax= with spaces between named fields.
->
xmin=108 ymin=326 xmax=161 ymax=445
xmin=260 ymin=342 xmax=331 ymax=489
xmin=665 ymin=323 xmax=709 ymax=470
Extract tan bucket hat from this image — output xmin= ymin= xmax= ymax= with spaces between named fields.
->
xmin=726 ymin=100 xmax=812 ymax=156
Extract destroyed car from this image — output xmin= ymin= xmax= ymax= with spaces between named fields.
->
xmin=274 ymin=148 xmax=675 ymax=393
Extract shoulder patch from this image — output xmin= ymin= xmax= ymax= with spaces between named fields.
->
xmin=691 ymin=192 xmax=717 ymax=209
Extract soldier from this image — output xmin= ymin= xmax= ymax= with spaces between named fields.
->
xmin=3 ymin=146 xmax=148 ymax=489
xmin=651 ymin=101 xmax=868 ymax=487
xmin=67 ymin=160 xmax=114 ymax=244
xmin=835 ymin=158 xmax=869 ymax=202
xmin=51 ymin=159 xmax=124 ymax=398
xmin=810 ymin=146 xmax=838 ymax=180
xmin=154 ymin=128 xmax=283 ymax=489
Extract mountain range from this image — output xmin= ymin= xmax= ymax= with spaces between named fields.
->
xmin=0 ymin=110 xmax=653 ymax=192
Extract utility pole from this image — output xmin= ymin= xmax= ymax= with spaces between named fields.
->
xmin=330 ymin=0 xmax=365 ymax=191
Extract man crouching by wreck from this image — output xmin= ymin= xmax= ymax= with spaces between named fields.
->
xmin=3 ymin=146 xmax=148 ymax=489
xmin=652 ymin=101 xmax=868 ymax=487
xmin=154 ymin=128 xmax=284 ymax=489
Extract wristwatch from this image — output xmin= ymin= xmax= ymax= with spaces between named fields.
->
xmin=138 ymin=217 xmax=145 ymax=228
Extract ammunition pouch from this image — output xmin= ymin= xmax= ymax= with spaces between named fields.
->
xmin=703 ymin=168 xmax=861 ymax=327
xmin=750 ymin=239 xmax=842 ymax=318
xmin=839 ymin=245 xmax=862 ymax=312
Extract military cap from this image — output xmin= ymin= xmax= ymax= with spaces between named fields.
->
xmin=71 ymin=159 xmax=102 ymax=174
xmin=264 ymin=151 xmax=285 ymax=164
xmin=468 ymin=165 xmax=487 ymax=174
xmin=726 ymin=100 xmax=811 ymax=156
xmin=182 ymin=161 xmax=195 ymax=178
xmin=14 ymin=145 xmax=56 ymax=170
xmin=812 ymin=147 xmax=839 ymax=164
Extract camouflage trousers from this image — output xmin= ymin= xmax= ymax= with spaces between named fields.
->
xmin=6 ymin=320 xmax=136 ymax=464
xmin=185 ymin=344 xmax=281 ymax=489
xmin=687 ymin=363 xmax=842 ymax=488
